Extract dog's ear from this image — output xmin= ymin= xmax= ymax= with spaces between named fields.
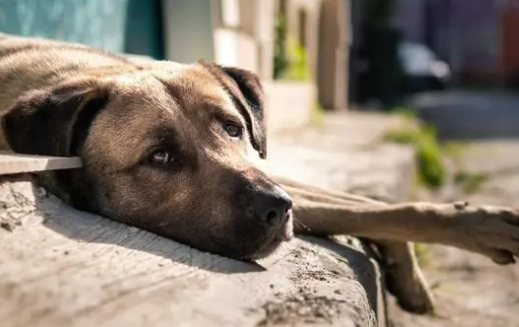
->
xmin=200 ymin=62 xmax=267 ymax=159
xmin=2 ymin=82 xmax=109 ymax=157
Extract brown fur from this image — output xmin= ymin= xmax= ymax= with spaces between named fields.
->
xmin=0 ymin=33 xmax=289 ymax=260
xmin=1 ymin=34 xmax=519 ymax=315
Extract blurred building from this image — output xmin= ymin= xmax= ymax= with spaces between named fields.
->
xmin=0 ymin=0 xmax=354 ymax=133
xmin=165 ymin=0 xmax=352 ymax=111
xmin=165 ymin=0 xmax=319 ymax=133
xmin=163 ymin=0 xmax=274 ymax=81
xmin=393 ymin=0 xmax=519 ymax=87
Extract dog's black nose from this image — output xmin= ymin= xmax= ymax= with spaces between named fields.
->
xmin=254 ymin=186 xmax=293 ymax=226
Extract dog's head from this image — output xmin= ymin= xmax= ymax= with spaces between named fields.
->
xmin=1 ymin=61 xmax=293 ymax=260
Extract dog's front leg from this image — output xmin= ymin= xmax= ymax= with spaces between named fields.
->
xmin=285 ymin=186 xmax=519 ymax=265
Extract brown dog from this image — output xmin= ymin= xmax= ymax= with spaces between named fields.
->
xmin=1 ymin=33 xmax=518 ymax=315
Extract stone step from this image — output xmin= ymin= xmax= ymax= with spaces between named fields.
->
xmin=0 ymin=152 xmax=82 ymax=175
xmin=0 ymin=175 xmax=382 ymax=327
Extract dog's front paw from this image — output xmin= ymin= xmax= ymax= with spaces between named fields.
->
xmin=454 ymin=204 xmax=519 ymax=265
xmin=370 ymin=241 xmax=435 ymax=314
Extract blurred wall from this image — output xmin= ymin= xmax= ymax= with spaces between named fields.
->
xmin=318 ymin=0 xmax=350 ymax=110
xmin=163 ymin=0 xmax=275 ymax=80
xmin=0 ymin=0 xmax=347 ymax=132
xmin=162 ymin=0 xmax=215 ymax=63
xmin=0 ymin=0 xmax=165 ymax=59
xmin=278 ymin=0 xmax=350 ymax=110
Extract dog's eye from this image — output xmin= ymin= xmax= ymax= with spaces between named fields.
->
xmin=149 ymin=150 xmax=172 ymax=165
xmin=224 ymin=122 xmax=243 ymax=138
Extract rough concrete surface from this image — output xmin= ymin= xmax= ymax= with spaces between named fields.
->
xmin=0 ymin=176 xmax=380 ymax=327
xmin=0 ymin=111 xmax=413 ymax=327
xmin=263 ymin=81 xmax=316 ymax=135
xmin=260 ymin=111 xmax=415 ymax=202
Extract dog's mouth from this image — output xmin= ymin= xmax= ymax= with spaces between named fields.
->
xmin=208 ymin=211 xmax=294 ymax=261
xmin=278 ymin=210 xmax=294 ymax=242
xmin=245 ymin=211 xmax=294 ymax=261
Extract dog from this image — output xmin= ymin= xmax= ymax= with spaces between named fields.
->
xmin=1 ymin=33 xmax=518 ymax=315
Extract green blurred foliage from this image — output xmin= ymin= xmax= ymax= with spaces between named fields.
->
xmin=273 ymin=14 xmax=310 ymax=81
xmin=385 ymin=123 xmax=446 ymax=189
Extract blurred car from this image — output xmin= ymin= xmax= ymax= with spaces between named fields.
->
xmin=398 ymin=42 xmax=451 ymax=95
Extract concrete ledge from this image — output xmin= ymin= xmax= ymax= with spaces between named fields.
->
xmin=260 ymin=112 xmax=416 ymax=202
xmin=0 ymin=175 xmax=383 ymax=327
xmin=259 ymin=144 xmax=414 ymax=202
xmin=262 ymin=81 xmax=317 ymax=136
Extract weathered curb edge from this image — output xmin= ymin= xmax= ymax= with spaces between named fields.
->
xmin=0 ymin=174 xmax=383 ymax=327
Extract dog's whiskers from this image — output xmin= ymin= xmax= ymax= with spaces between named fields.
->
xmin=293 ymin=217 xmax=311 ymax=231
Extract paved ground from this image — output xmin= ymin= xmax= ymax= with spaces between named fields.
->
xmin=389 ymin=140 xmax=519 ymax=327
xmin=263 ymin=111 xmax=415 ymax=202
xmin=410 ymin=90 xmax=519 ymax=140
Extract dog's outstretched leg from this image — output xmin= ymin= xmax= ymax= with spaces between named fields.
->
xmin=291 ymin=198 xmax=519 ymax=265
xmin=276 ymin=176 xmax=519 ymax=264
xmin=275 ymin=176 xmax=435 ymax=314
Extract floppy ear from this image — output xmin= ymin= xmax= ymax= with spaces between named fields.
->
xmin=200 ymin=62 xmax=267 ymax=159
xmin=2 ymin=82 xmax=109 ymax=157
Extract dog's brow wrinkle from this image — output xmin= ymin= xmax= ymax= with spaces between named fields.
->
xmin=161 ymin=81 xmax=186 ymax=109
xmin=151 ymin=74 xmax=170 ymax=94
